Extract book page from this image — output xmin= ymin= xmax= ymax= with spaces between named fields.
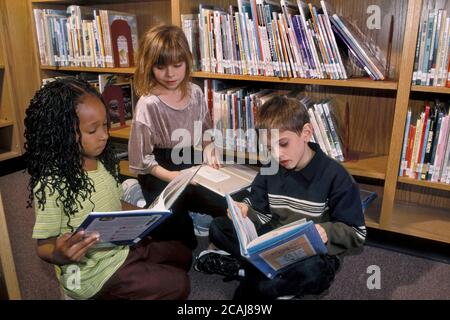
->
xmin=248 ymin=218 xmax=307 ymax=247
xmin=193 ymin=164 xmax=257 ymax=196
xmin=84 ymin=214 xmax=163 ymax=243
xmin=225 ymin=194 xmax=258 ymax=256
xmin=196 ymin=166 xmax=231 ymax=183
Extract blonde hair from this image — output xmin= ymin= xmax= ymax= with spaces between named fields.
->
xmin=134 ymin=24 xmax=193 ymax=97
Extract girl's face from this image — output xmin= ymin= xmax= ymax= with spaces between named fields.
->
xmin=152 ymin=61 xmax=186 ymax=92
xmin=76 ymin=95 xmax=109 ymax=163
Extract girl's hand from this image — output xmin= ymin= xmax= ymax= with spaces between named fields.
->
xmin=168 ymin=170 xmax=181 ymax=181
xmin=203 ymin=143 xmax=221 ymax=169
xmin=315 ymin=224 xmax=328 ymax=244
xmin=227 ymin=202 xmax=249 ymax=219
xmin=52 ymin=231 xmax=99 ymax=265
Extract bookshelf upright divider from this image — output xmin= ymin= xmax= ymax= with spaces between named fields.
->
xmin=380 ymin=0 xmax=423 ymax=228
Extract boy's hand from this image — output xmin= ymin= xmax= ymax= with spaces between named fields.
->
xmin=203 ymin=143 xmax=221 ymax=169
xmin=53 ymin=231 xmax=99 ymax=265
xmin=227 ymin=202 xmax=249 ymax=219
xmin=315 ymin=224 xmax=328 ymax=244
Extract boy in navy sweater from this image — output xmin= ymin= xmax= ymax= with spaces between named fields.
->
xmin=194 ymin=95 xmax=366 ymax=300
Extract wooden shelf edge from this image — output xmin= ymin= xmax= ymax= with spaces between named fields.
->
xmin=411 ymin=85 xmax=450 ymax=94
xmin=119 ymin=160 xmax=136 ymax=178
xmin=342 ymin=155 xmax=387 ymax=180
xmin=41 ymin=65 xmax=135 ymax=74
xmin=0 ymin=120 xmax=14 ymax=128
xmin=192 ymin=72 xmax=398 ymax=90
xmin=386 ymin=202 xmax=450 ymax=244
xmin=0 ymin=151 xmax=21 ymax=162
xmin=109 ymin=126 xmax=131 ymax=139
xmin=398 ymin=177 xmax=450 ymax=192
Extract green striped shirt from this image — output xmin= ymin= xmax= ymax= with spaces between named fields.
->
xmin=32 ymin=162 xmax=129 ymax=300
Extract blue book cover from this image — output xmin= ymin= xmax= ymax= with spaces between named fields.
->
xmin=226 ymin=194 xmax=327 ymax=279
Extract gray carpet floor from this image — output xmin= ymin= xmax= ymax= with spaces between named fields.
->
xmin=1 ymin=170 xmax=449 ymax=300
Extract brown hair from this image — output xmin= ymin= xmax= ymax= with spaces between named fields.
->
xmin=134 ymin=24 xmax=193 ymax=97
xmin=256 ymin=95 xmax=310 ymax=133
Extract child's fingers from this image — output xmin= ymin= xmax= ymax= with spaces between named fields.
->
xmin=68 ymin=234 xmax=99 ymax=260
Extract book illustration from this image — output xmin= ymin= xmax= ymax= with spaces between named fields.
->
xmin=110 ymin=19 xmax=134 ymax=67
xmin=101 ymin=78 xmax=134 ymax=128
xmin=226 ymin=194 xmax=327 ymax=279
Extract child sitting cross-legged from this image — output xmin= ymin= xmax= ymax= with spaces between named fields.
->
xmin=194 ymin=95 xmax=366 ymax=300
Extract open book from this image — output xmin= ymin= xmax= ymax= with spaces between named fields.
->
xmin=191 ymin=164 xmax=258 ymax=197
xmin=226 ymin=194 xmax=327 ymax=279
xmin=77 ymin=166 xmax=201 ymax=246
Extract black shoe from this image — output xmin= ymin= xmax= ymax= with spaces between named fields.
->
xmin=194 ymin=249 xmax=243 ymax=279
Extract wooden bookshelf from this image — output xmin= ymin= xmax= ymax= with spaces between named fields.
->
xmin=109 ymin=126 xmax=131 ymax=140
xmin=192 ymin=72 xmax=399 ymax=90
xmin=398 ymin=177 xmax=450 ymax=192
xmin=41 ymin=65 xmax=134 ymax=74
xmin=119 ymin=160 xmax=136 ymax=178
xmin=343 ymin=156 xmax=387 ymax=180
xmin=410 ymin=86 xmax=450 ymax=94
xmin=0 ymin=0 xmax=22 ymax=162
xmin=0 ymin=120 xmax=14 ymax=128
xmin=17 ymin=0 xmax=449 ymax=244
xmin=387 ymin=201 xmax=450 ymax=243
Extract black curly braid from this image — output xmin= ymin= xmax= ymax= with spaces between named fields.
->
xmin=24 ymin=77 xmax=120 ymax=231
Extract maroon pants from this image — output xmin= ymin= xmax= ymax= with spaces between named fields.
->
xmin=94 ymin=238 xmax=192 ymax=300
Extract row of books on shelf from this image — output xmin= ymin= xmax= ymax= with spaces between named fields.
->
xmin=412 ymin=0 xmax=450 ymax=87
xmin=43 ymin=74 xmax=135 ymax=128
xmin=399 ymin=100 xmax=450 ymax=184
xmin=205 ymin=79 xmax=346 ymax=162
xmin=182 ymin=0 xmax=387 ymax=80
xmin=33 ymin=6 xmax=138 ymax=68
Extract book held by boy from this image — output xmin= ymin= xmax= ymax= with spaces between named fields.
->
xmin=226 ymin=194 xmax=327 ymax=279
xmin=77 ymin=166 xmax=201 ymax=246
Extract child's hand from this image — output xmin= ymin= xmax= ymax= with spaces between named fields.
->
xmin=227 ymin=202 xmax=249 ymax=219
xmin=53 ymin=231 xmax=99 ymax=265
xmin=168 ymin=170 xmax=181 ymax=181
xmin=203 ymin=143 xmax=221 ymax=169
xmin=315 ymin=224 xmax=328 ymax=244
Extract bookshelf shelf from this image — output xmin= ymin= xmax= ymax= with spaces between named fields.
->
xmin=109 ymin=126 xmax=131 ymax=140
xmin=31 ymin=0 xmax=160 ymax=4
xmin=398 ymin=177 xmax=450 ymax=192
xmin=342 ymin=156 xmax=387 ymax=180
xmin=0 ymin=150 xmax=20 ymax=162
xmin=41 ymin=65 xmax=135 ymax=74
xmin=192 ymin=72 xmax=399 ymax=91
xmin=410 ymin=85 xmax=450 ymax=94
xmin=387 ymin=201 xmax=450 ymax=243
xmin=0 ymin=120 xmax=14 ymax=128
xmin=119 ymin=160 xmax=136 ymax=178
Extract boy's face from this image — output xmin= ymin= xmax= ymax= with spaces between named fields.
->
xmin=152 ymin=61 xmax=186 ymax=92
xmin=269 ymin=125 xmax=313 ymax=170
xmin=77 ymin=95 xmax=109 ymax=163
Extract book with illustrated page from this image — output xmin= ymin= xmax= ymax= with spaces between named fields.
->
xmin=226 ymin=194 xmax=327 ymax=279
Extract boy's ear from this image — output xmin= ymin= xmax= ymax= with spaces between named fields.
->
xmin=301 ymin=123 xmax=313 ymax=141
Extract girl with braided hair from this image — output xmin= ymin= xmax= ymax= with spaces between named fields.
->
xmin=25 ymin=77 xmax=191 ymax=300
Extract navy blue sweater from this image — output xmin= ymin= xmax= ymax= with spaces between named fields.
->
xmin=244 ymin=142 xmax=366 ymax=255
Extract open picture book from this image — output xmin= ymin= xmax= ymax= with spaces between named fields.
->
xmin=226 ymin=194 xmax=328 ymax=279
xmin=77 ymin=166 xmax=201 ymax=246
xmin=191 ymin=164 xmax=258 ymax=196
